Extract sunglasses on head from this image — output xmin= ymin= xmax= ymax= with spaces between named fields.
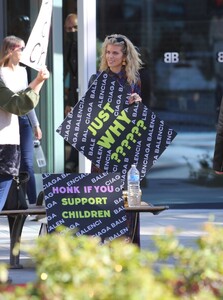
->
xmin=107 ymin=35 xmax=126 ymax=46
xmin=13 ymin=46 xmax=25 ymax=52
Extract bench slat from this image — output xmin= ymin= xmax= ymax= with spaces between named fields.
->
xmin=0 ymin=207 xmax=46 ymax=216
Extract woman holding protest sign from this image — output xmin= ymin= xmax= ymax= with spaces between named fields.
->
xmin=89 ymin=33 xmax=143 ymax=174
xmin=0 ymin=35 xmax=44 ymax=207
xmin=89 ymin=33 xmax=143 ymax=104
xmin=0 ymin=37 xmax=49 ymax=211
xmin=89 ymin=33 xmax=143 ymax=245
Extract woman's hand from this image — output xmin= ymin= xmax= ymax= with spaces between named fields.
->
xmin=34 ymin=125 xmax=42 ymax=140
xmin=128 ymin=93 xmax=142 ymax=104
xmin=29 ymin=66 xmax=50 ymax=94
xmin=65 ymin=105 xmax=73 ymax=116
xmin=37 ymin=66 xmax=50 ymax=81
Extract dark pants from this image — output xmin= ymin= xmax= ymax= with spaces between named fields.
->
xmin=19 ymin=116 xmax=36 ymax=204
xmin=91 ymin=165 xmax=140 ymax=245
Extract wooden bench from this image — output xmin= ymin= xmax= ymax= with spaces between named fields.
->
xmin=0 ymin=202 xmax=168 ymax=269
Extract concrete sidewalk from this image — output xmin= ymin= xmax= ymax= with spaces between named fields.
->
xmin=1 ymin=208 xmax=223 ymax=285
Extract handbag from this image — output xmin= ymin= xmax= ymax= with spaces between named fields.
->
xmin=3 ymin=172 xmax=29 ymax=210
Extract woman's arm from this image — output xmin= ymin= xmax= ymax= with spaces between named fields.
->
xmin=27 ymin=109 xmax=42 ymax=140
xmin=0 ymin=67 xmax=49 ymax=116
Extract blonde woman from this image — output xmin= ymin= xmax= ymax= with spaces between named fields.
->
xmin=90 ymin=34 xmax=143 ymax=245
xmin=96 ymin=33 xmax=143 ymax=104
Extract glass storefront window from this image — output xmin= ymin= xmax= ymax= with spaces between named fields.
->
xmin=3 ymin=0 xmax=222 ymax=207
xmin=96 ymin=0 xmax=221 ymax=127
xmin=97 ymin=0 xmax=223 ymax=208
xmin=6 ymin=1 xmax=30 ymax=43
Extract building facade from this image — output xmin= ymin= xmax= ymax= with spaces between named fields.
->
xmin=0 ymin=0 xmax=221 ymax=185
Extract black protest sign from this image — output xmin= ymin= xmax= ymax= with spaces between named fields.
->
xmin=57 ymin=72 xmax=177 ymax=187
xmin=42 ymin=172 xmax=128 ymax=242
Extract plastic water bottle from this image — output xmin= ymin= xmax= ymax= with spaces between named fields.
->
xmin=127 ymin=164 xmax=141 ymax=207
xmin=33 ymin=140 xmax=46 ymax=168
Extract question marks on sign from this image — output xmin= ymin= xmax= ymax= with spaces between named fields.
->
xmin=121 ymin=139 xmax=131 ymax=150
xmin=126 ymin=133 xmax=136 ymax=143
xmin=131 ymin=120 xmax=147 ymax=137
xmin=117 ymin=146 xmax=126 ymax=157
xmin=132 ymin=126 xmax=141 ymax=136
xmin=111 ymin=152 xmax=121 ymax=163
xmin=137 ymin=120 xmax=147 ymax=130
xmin=111 ymin=119 xmax=147 ymax=162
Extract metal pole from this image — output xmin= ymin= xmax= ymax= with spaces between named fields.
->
xmin=77 ymin=0 xmax=97 ymax=173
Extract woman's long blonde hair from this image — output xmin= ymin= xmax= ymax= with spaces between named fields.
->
xmin=99 ymin=34 xmax=142 ymax=84
xmin=0 ymin=35 xmax=23 ymax=67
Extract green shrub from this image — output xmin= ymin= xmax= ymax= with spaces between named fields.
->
xmin=1 ymin=223 xmax=223 ymax=299
xmin=153 ymin=224 xmax=223 ymax=299
xmin=25 ymin=231 xmax=176 ymax=300
xmin=0 ymin=263 xmax=8 ymax=284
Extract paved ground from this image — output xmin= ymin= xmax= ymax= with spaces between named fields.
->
xmin=0 ymin=216 xmax=39 ymax=284
xmin=1 ymin=208 xmax=223 ymax=285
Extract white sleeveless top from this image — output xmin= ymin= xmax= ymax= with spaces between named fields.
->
xmin=0 ymin=66 xmax=28 ymax=145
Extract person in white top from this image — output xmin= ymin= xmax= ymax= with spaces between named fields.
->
xmin=0 ymin=68 xmax=49 ymax=211
xmin=0 ymin=35 xmax=45 ymax=206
